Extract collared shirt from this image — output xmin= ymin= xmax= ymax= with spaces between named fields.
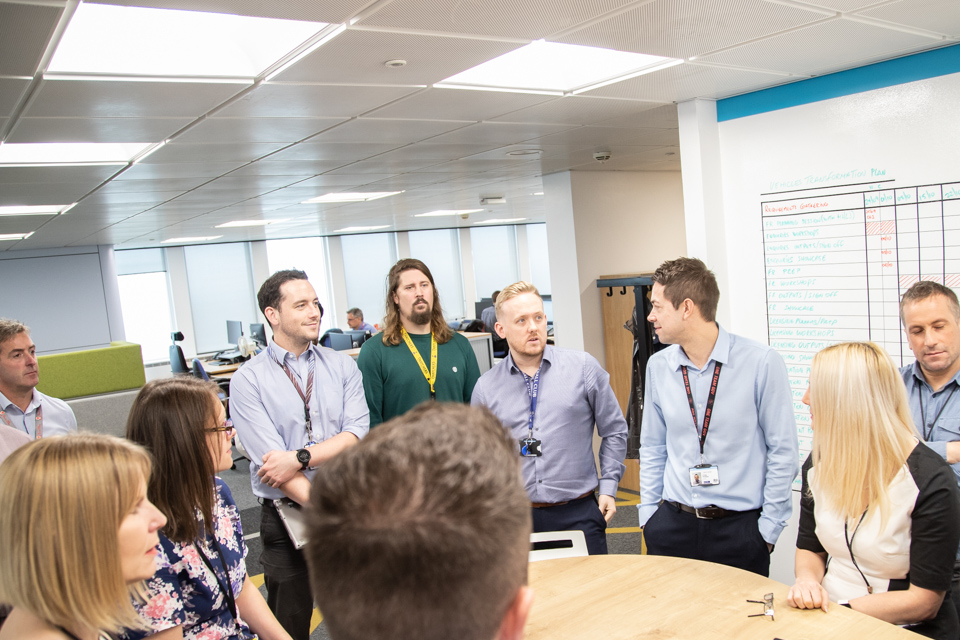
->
xmin=471 ymin=345 xmax=627 ymax=502
xmin=0 ymin=388 xmax=77 ymax=438
xmin=638 ymin=325 xmax=798 ymax=545
xmin=480 ymin=306 xmax=497 ymax=333
xmin=357 ymin=321 xmax=376 ymax=334
xmin=229 ymin=340 xmax=369 ymax=500
xmin=0 ymin=423 xmax=31 ymax=464
xmin=900 ymin=362 xmax=960 ymax=558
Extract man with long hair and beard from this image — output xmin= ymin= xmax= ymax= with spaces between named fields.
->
xmin=357 ymin=259 xmax=481 ymax=427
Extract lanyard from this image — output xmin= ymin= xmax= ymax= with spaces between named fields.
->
xmin=918 ymin=384 xmax=958 ymax=441
xmin=522 ymin=368 xmax=542 ymax=438
xmin=194 ymin=532 xmax=249 ymax=639
xmin=401 ymin=328 xmax=437 ymax=399
xmin=272 ymin=350 xmax=316 ymax=444
xmin=844 ymin=510 xmax=873 ymax=594
xmin=680 ymin=362 xmax=722 ymax=463
xmin=0 ymin=404 xmax=42 ymax=439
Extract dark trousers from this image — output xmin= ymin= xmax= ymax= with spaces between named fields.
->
xmin=643 ymin=501 xmax=770 ymax=577
xmin=952 ymin=561 xmax=960 ymax=640
xmin=260 ymin=503 xmax=314 ymax=640
xmin=531 ymin=493 xmax=608 ymax=555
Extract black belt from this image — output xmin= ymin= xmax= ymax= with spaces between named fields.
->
xmin=664 ymin=500 xmax=755 ymax=520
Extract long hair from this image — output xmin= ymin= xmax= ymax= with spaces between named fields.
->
xmin=0 ymin=434 xmax=152 ymax=636
xmin=381 ymin=258 xmax=454 ymax=346
xmin=808 ymin=342 xmax=917 ymax=527
xmin=126 ymin=377 xmax=222 ymax=543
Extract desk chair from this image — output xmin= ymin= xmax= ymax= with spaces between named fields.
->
xmin=170 ymin=344 xmax=189 ymax=374
xmin=529 ymin=530 xmax=588 ymax=562
xmin=190 ymin=358 xmax=231 ymax=398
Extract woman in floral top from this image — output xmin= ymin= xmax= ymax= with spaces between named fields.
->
xmin=125 ymin=378 xmax=292 ymax=640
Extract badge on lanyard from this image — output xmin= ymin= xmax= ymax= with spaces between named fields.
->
xmin=519 ymin=368 xmax=542 ymax=457
xmin=682 ymin=363 xmax=722 ymax=487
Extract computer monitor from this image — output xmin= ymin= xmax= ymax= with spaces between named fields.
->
xmin=343 ymin=330 xmax=369 ymax=348
xmin=226 ymin=320 xmax=243 ymax=346
xmin=250 ymin=322 xmax=267 ymax=346
xmin=328 ymin=332 xmax=355 ymax=351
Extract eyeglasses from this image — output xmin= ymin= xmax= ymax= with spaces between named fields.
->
xmin=747 ymin=593 xmax=775 ymax=621
xmin=206 ymin=419 xmax=235 ymax=436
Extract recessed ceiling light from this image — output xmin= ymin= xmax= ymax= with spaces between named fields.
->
xmin=336 ymin=225 xmax=390 ymax=232
xmin=215 ymin=219 xmax=290 ymax=228
xmin=0 ymin=205 xmax=75 ymax=216
xmin=0 ymin=232 xmax=35 ymax=241
xmin=385 ymin=59 xmax=407 ymax=67
xmin=161 ymin=236 xmax=223 ymax=243
xmin=438 ymin=40 xmax=679 ymax=94
xmin=0 ymin=142 xmax=152 ymax=166
xmin=531 ymin=192 xmax=544 ymax=196
xmin=474 ymin=218 xmax=527 ymax=225
xmin=415 ymin=209 xmax=484 ymax=217
xmin=506 ymin=149 xmax=541 ymax=156
xmin=302 ymin=192 xmax=403 ymax=204
xmin=49 ymin=3 xmax=329 ymax=81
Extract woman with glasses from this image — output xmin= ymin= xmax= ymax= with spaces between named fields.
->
xmin=124 ymin=377 xmax=291 ymax=640
xmin=787 ymin=342 xmax=960 ymax=639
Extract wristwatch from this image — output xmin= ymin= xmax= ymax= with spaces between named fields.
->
xmin=296 ymin=448 xmax=311 ymax=470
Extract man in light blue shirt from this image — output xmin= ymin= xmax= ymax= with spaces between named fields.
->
xmin=480 ymin=290 xmax=499 ymax=332
xmin=472 ymin=281 xmax=627 ymax=554
xmin=898 ymin=280 xmax=960 ymax=624
xmin=0 ymin=318 xmax=77 ymax=439
xmin=639 ymin=258 xmax=797 ymax=577
xmin=346 ymin=307 xmax=376 ymax=334
xmin=230 ymin=270 xmax=369 ymax=640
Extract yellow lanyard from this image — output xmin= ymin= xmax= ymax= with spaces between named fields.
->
xmin=401 ymin=328 xmax=437 ymax=397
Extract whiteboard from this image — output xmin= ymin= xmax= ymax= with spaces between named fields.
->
xmin=717 ymin=71 xmax=960 ymax=467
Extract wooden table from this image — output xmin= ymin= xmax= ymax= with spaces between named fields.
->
xmin=525 ymin=555 xmax=914 ymax=639
xmin=201 ymin=360 xmax=242 ymax=378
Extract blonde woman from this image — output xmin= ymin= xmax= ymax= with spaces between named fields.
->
xmin=0 ymin=434 xmax=166 ymax=640
xmin=788 ymin=342 xmax=960 ymax=639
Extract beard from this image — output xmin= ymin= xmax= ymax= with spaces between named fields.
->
xmin=410 ymin=306 xmax=432 ymax=326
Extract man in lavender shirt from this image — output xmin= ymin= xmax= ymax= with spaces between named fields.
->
xmin=472 ymin=281 xmax=627 ymax=554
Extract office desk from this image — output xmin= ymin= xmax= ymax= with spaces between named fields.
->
xmin=525 ymin=555 xmax=913 ymax=639
xmin=202 ymin=360 xmax=242 ymax=378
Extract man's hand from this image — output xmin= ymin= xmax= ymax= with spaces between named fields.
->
xmin=257 ymin=450 xmax=301 ymax=488
xmin=787 ymin=578 xmax=830 ymax=612
xmin=598 ymin=494 xmax=617 ymax=523
xmin=946 ymin=441 xmax=960 ymax=465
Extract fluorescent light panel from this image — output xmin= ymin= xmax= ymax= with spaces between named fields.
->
xmin=0 ymin=205 xmax=75 ymax=216
xmin=0 ymin=142 xmax=152 ymax=166
xmin=0 ymin=233 xmax=34 ymax=241
xmin=439 ymin=41 xmax=679 ymax=93
xmin=415 ymin=209 xmax=484 ymax=217
xmin=302 ymin=192 xmax=403 ymax=204
xmin=162 ymin=236 xmax=222 ymax=243
xmin=49 ymin=3 xmax=328 ymax=80
xmin=475 ymin=218 xmax=527 ymax=224
xmin=216 ymin=219 xmax=289 ymax=228
xmin=336 ymin=225 xmax=389 ymax=232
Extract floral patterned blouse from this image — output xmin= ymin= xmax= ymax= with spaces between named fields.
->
xmin=123 ymin=478 xmax=254 ymax=640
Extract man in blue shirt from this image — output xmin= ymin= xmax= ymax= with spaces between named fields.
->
xmin=481 ymin=290 xmax=499 ymax=332
xmin=472 ymin=281 xmax=627 ymax=554
xmin=639 ymin=257 xmax=797 ymax=577
xmin=899 ymin=279 xmax=960 ymax=625
xmin=0 ymin=318 xmax=77 ymax=439
xmin=230 ymin=270 xmax=369 ymax=640
xmin=346 ymin=307 xmax=376 ymax=334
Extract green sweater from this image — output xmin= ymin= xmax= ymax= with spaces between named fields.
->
xmin=357 ymin=331 xmax=481 ymax=427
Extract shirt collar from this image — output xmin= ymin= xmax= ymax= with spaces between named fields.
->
xmin=669 ymin=323 xmax=729 ymax=371
xmin=0 ymin=388 xmax=40 ymax=413
xmin=268 ymin=340 xmax=313 ymax=365
xmin=507 ymin=344 xmax=554 ymax=375
xmin=910 ymin=360 xmax=960 ymax=391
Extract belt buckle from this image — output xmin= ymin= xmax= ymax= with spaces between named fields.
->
xmin=694 ymin=506 xmax=719 ymax=519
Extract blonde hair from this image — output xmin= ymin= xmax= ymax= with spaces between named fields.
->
xmin=808 ymin=342 xmax=917 ymax=527
xmin=494 ymin=281 xmax=540 ymax=320
xmin=0 ymin=433 xmax=153 ymax=636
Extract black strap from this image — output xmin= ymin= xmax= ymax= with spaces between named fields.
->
xmin=918 ymin=384 xmax=958 ymax=441
xmin=844 ymin=510 xmax=873 ymax=594
xmin=681 ymin=362 xmax=722 ymax=457
xmin=194 ymin=534 xmax=241 ymax=629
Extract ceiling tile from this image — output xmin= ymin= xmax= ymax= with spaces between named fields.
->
xmin=490 ymin=95 xmax=669 ymax=125
xmin=556 ymin=0 xmax=828 ymax=59
xmin=92 ymin=177 xmax=212 ymax=193
xmin=7 ymin=117 xmax=193 ymax=143
xmin=698 ymin=18 xmax=941 ymax=75
xmin=580 ymin=62 xmax=792 ymax=102
xmin=0 ymin=77 xmax=30 ymax=117
xmin=116 ymin=161 xmax=246 ymax=180
xmin=368 ymin=87 xmax=555 ymax=121
xmin=139 ymin=142 xmax=291 ymax=164
xmin=275 ymin=29 xmax=524 ymax=85
xmin=0 ymin=165 xmax=119 ymax=185
xmin=532 ymin=126 xmax=678 ymax=147
xmin=859 ymin=0 xmax=960 ymax=38
xmin=592 ymin=103 xmax=679 ymax=129
xmin=0 ymin=2 xmax=62 ymax=76
xmin=0 ymin=182 xmax=99 ymax=205
xmin=173 ymin=117 xmax=347 ymax=144
xmin=426 ymin=121 xmax=579 ymax=145
xmin=277 ymin=173 xmax=395 ymax=188
xmin=215 ymin=84 xmax=422 ymax=118
xmin=91 ymin=0 xmax=372 ymax=23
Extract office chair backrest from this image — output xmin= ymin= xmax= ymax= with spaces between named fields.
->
xmin=170 ymin=344 xmax=189 ymax=374
xmin=191 ymin=358 xmax=210 ymax=381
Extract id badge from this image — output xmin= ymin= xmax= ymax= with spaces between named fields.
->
xmin=690 ymin=464 xmax=720 ymax=487
xmin=520 ymin=437 xmax=542 ymax=457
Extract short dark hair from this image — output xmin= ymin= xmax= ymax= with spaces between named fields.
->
xmin=126 ymin=377 xmax=222 ymax=543
xmin=900 ymin=280 xmax=960 ymax=323
xmin=491 ymin=290 xmax=501 ymax=302
xmin=652 ymin=257 xmax=720 ymax=322
xmin=346 ymin=307 xmax=363 ymax=320
xmin=305 ymin=403 xmax=530 ymax=640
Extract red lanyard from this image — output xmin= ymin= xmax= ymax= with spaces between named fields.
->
xmin=272 ymin=351 xmax=316 ymax=444
xmin=680 ymin=362 xmax=722 ymax=458
xmin=0 ymin=404 xmax=42 ymax=439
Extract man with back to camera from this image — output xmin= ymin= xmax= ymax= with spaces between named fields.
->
xmin=357 ymin=258 xmax=481 ymax=427
xmin=899 ymin=279 xmax=960 ymax=625
xmin=229 ymin=269 xmax=369 ymax=640
xmin=472 ymin=281 xmax=627 ymax=554
xmin=303 ymin=402 xmax=533 ymax=640
xmin=481 ymin=290 xmax=500 ymax=332
xmin=346 ymin=307 xmax=376 ymax=334
xmin=0 ymin=318 xmax=77 ymax=439
xmin=639 ymin=257 xmax=798 ymax=577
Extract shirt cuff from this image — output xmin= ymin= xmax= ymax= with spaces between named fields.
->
xmin=598 ymin=478 xmax=619 ymax=497
xmin=758 ymin=514 xmax=785 ymax=546
xmin=637 ymin=502 xmax=658 ymax=527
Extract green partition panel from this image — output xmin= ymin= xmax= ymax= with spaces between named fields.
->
xmin=36 ymin=342 xmax=146 ymax=400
